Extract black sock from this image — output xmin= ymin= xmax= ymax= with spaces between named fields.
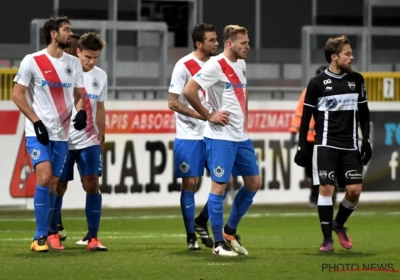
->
xmin=187 ymin=233 xmax=196 ymax=243
xmin=223 ymin=224 xmax=236 ymax=235
xmin=335 ymin=202 xmax=356 ymax=227
xmin=310 ymin=185 xmax=319 ymax=203
xmin=317 ymin=195 xmax=333 ymax=239
xmin=194 ymin=213 xmax=208 ymax=225
xmin=318 ymin=206 xmax=333 ymax=239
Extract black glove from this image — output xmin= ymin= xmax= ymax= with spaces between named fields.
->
xmin=360 ymin=139 xmax=372 ymax=166
xmin=73 ymin=110 xmax=87 ymax=130
xmin=294 ymin=145 xmax=307 ymax=167
xmin=33 ymin=120 xmax=49 ymax=145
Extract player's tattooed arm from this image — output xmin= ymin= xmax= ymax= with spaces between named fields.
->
xmin=168 ymin=92 xmax=206 ymax=120
xmin=73 ymin=87 xmax=86 ymax=111
xmin=12 ymin=83 xmax=40 ymax=123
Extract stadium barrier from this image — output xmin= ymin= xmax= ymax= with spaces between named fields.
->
xmin=361 ymin=72 xmax=400 ymax=101
xmin=0 ymin=69 xmax=399 ymax=101
xmin=0 ymin=100 xmax=399 ymax=209
xmin=0 ymin=68 xmax=18 ymax=101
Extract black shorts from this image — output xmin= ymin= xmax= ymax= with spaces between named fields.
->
xmin=312 ymin=145 xmax=363 ymax=186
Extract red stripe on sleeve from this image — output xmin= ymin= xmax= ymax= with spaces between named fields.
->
xmin=184 ymin=59 xmax=206 ymax=97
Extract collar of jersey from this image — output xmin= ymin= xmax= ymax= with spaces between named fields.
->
xmin=324 ymin=69 xmax=347 ymax=79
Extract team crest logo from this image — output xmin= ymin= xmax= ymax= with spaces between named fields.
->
xmin=348 ymin=81 xmax=356 ymax=91
xmin=319 ymin=170 xmax=327 ymax=179
xmin=92 ymin=78 xmax=100 ymax=89
xmin=213 ymin=166 xmax=225 ymax=177
xmin=31 ymin=149 xmax=40 ymax=160
xmin=65 ymin=65 xmax=72 ymax=76
xmin=179 ymin=162 xmax=189 ymax=173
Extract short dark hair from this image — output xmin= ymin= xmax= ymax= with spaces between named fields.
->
xmin=191 ymin=23 xmax=215 ymax=49
xmin=78 ymin=32 xmax=107 ymax=51
xmin=324 ymin=35 xmax=350 ymax=63
xmin=43 ymin=15 xmax=70 ymax=45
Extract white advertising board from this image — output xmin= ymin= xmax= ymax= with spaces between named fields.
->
xmin=0 ymin=101 xmax=399 ymax=209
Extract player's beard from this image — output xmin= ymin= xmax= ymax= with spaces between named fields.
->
xmin=233 ymin=49 xmax=244 ymax=60
xmin=338 ymin=63 xmax=353 ymax=73
xmin=208 ymin=50 xmax=217 ymax=57
xmin=58 ymin=41 xmax=71 ymax=49
xmin=201 ymin=46 xmax=217 ymax=57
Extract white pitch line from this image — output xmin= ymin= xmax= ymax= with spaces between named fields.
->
xmin=0 ymin=211 xmax=398 ymax=223
xmin=0 ymin=234 xmax=186 ymax=242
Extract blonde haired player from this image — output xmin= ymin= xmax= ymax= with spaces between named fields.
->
xmin=183 ymin=25 xmax=262 ymax=256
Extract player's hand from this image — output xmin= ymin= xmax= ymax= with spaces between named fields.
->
xmin=33 ymin=120 xmax=49 ymax=145
xmin=73 ymin=110 xmax=87 ymax=130
xmin=294 ymin=145 xmax=307 ymax=167
xmin=361 ymin=139 xmax=372 ymax=165
xmin=208 ymin=111 xmax=230 ymax=126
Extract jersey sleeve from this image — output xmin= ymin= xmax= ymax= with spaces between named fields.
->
xmin=191 ymin=59 xmax=219 ymax=91
xmin=169 ymin=62 xmax=190 ymax=95
xmin=358 ymin=74 xmax=367 ymax=103
xmin=14 ymin=55 xmax=34 ymax=87
xmin=74 ymin=60 xmax=84 ymax=88
xmin=98 ymin=75 xmax=108 ymax=102
xmin=304 ymin=79 xmax=320 ymax=107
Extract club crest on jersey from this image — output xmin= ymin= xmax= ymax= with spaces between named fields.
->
xmin=92 ymin=78 xmax=100 ymax=89
xmin=65 ymin=65 xmax=72 ymax=76
xmin=348 ymin=81 xmax=356 ymax=91
xmin=179 ymin=162 xmax=189 ymax=173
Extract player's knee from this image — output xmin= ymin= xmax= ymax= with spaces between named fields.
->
xmin=211 ymin=181 xmax=228 ymax=195
xmin=35 ymin=162 xmax=52 ymax=186
xmin=83 ymin=176 xmax=99 ymax=194
xmin=345 ymin=184 xmax=362 ymax=199
xmin=182 ymin=177 xmax=197 ymax=191
xmin=37 ymin=175 xmax=52 ymax=187
xmin=319 ymin=184 xmax=335 ymax=196
xmin=243 ymin=175 xmax=262 ymax=192
xmin=36 ymin=171 xmax=52 ymax=187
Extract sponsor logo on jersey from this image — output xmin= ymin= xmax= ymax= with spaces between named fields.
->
xmin=225 ymin=82 xmax=246 ymax=90
xmin=41 ymin=80 xmax=72 ymax=88
xmin=83 ymin=93 xmax=99 ymax=100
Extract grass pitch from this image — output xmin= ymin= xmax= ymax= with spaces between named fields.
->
xmin=0 ymin=203 xmax=399 ymax=280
